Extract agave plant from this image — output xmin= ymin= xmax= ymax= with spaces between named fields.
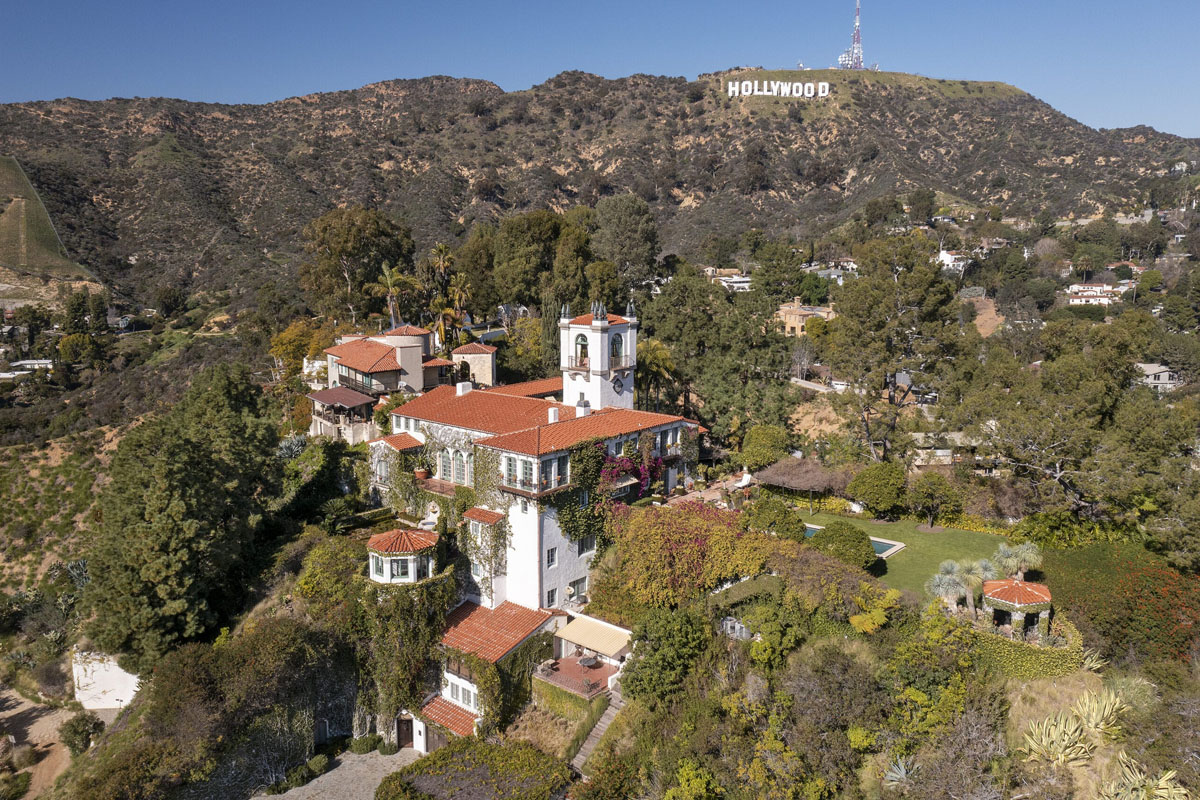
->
xmin=1099 ymin=751 xmax=1191 ymax=800
xmin=1082 ymin=648 xmax=1110 ymax=672
xmin=1073 ymin=689 xmax=1128 ymax=741
xmin=1021 ymin=712 xmax=1095 ymax=767
xmin=882 ymin=755 xmax=919 ymax=789
xmin=277 ymin=434 xmax=307 ymax=461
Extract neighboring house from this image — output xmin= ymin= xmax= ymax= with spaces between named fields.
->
xmin=938 ymin=250 xmax=971 ymax=274
xmin=1135 ymin=362 xmax=1183 ymax=394
xmin=716 ymin=275 xmax=752 ymax=292
xmin=324 ymin=325 xmax=452 ymax=398
xmin=932 ymin=214 xmax=956 ymax=224
xmin=828 ymin=257 xmax=858 ymax=273
xmin=307 ymin=386 xmax=378 ymax=445
xmin=775 ymin=299 xmax=836 ymax=337
xmin=1065 ymin=283 xmax=1121 ymax=307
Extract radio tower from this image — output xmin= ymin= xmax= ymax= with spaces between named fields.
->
xmin=837 ymin=0 xmax=865 ymax=70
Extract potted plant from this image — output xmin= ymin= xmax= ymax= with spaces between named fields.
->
xmin=413 ymin=456 xmax=430 ymax=480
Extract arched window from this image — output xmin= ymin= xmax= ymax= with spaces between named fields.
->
xmin=453 ymin=451 xmax=466 ymax=484
xmin=440 ymin=451 xmax=451 ymax=480
xmin=574 ymin=334 xmax=589 ymax=367
xmin=610 ymin=334 xmax=624 ymax=364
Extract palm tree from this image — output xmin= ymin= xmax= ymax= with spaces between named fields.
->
xmin=926 ymin=560 xmax=966 ymax=612
xmin=635 ymin=337 xmax=675 ymax=412
xmin=430 ymin=243 xmax=455 ymax=297
xmin=994 ymin=542 xmax=1043 ymax=581
xmin=959 ymin=559 xmax=997 ymax=619
xmin=428 ymin=301 xmax=461 ymax=352
xmin=366 ymin=261 xmax=404 ymax=328
xmin=449 ymin=273 xmax=472 ymax=319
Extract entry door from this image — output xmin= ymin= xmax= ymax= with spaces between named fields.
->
xmin=397 ymin=718 xmax=414 ymax=749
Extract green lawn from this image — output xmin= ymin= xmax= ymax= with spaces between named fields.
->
xmin=799 ymin=512 xmax=1006 ymax=597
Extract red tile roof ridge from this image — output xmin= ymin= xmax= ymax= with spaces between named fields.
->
xmin=569 ymin=312 xmax=628 ymax=326
xmin=463 ymin=507 xmax=506 ymax=525
xmin=484 ymin=376 xmax=563 ymax=397
xmin=382 ymin=324 xmax=431 ymax=336
xmin=982 ymin=578 xmax=1052 ymax=606
xmin=323 ymin=338 xmax=402 ymax=374
xmin=452 ymin=341 xmax=498 ymax=355
xmin=474 ymin=407 xmax=695 ymax=456
xmin=367 ymin=528 xmax=439 ymax=554
xmin=391 ymin=385 xmax=572 ymax=436
xmin=441 ymin=601 xmax=553 ymax=663
xmin=419 ymin=696 xmax=477 ymax=737
xmin=368 ymin=432 xmax=423 ymax=452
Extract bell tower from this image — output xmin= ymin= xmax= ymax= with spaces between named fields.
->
xmin=559 ymin=300 xmax=637 ymax=413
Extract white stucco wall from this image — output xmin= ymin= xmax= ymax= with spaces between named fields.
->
xmin=539 ymin=507 xmax=593 ymax=610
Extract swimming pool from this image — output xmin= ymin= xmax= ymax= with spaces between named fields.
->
xmin=804 ymin=524 xmax=906 ymax=559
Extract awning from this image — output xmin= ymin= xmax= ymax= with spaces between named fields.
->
xmin=555 ymin=616 xmax=631 ymax=659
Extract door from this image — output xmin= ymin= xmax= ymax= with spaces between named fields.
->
xmin=397 ymin=717 xmax=413 ymax=749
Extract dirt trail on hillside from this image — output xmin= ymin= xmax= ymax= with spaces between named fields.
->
xmin=0 ymin=687 xmax=71 ymax=797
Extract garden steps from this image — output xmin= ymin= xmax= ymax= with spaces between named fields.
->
xmin=570 ymin=690 xmax=623 ymax=773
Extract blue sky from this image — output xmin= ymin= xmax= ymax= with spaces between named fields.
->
xmin=2 ymin=0 xmax=1197 ymax=137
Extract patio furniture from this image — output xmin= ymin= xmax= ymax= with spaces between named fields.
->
xmin=579 ymin=656 xmax=598 ymax=668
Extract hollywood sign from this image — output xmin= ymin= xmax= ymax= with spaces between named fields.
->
xmin=727 ymin=79 xmax=831 ymax=99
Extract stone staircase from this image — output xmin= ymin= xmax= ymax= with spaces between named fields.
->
xmin=570 ymin=689 xmax=624 ymax=773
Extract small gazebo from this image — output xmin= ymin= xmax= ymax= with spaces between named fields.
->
xmin=755 ymin=457 xmax=850 ymax=514
xmin=367 ymin=528 xmax=439 ymax=585
xmin=981 ymin=578 xmax=1052 ymax=637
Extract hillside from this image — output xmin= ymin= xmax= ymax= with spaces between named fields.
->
xmin=1 ymin=68 xmax=1196 ymax=300
xmin=0 ymin=156 xmax=96 ymax=307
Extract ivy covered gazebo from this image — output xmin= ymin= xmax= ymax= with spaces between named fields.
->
xmin=981 ymin=578 xmax=1052 ymax=637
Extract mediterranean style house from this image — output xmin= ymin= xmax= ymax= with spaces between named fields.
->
xmin=364 ymin=302 xmax=701 ymax=749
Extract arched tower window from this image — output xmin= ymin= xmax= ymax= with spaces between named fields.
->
xmin=574 ymin=334 xmax=589 ymax=367
xmin=610 ymin=334 xmax=624 ymax=364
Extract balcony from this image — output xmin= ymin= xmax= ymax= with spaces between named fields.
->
xmin=566 ymin=355 xmax=590 ymax=372
xmin=502 ymin=476 xmax=537 ymax=493
xmin=609 ymin=355 xmax=633 ymax=370
xmin=337 ymin=374 xmax=387 ymax=397
xmin=417 ymin=477 xmax=459 ymax=498
xmin=539 ymin=475 xmax=569 ymax=492
xmin=534 ymin=656 xmax=617 ymax=700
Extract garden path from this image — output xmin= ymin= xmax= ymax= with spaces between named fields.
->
xmin=253 ymin=748 xmax=419 ymax=800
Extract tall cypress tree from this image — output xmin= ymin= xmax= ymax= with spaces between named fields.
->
xmin=86 ymin=364 xmax=278 ymax=672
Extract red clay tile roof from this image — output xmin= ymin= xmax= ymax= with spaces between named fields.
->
xmin=419 ymin=695 xmax=477 ymax=737
xmin=324 ymin=338 xmax=402 ymax=374
xmin=367 ymin=529 xmax=439 ymax=554
xmin=983 ymin=579 xmax=1052 ymax=606
xmin=423 ymin=356 xmax=456 ymax=368
xmin=452 ymin=342 xmax=498 ymax=355
xmin=382 ymin=324 xmax=431 ymax=336
xmin=393 ymin=385 xmax=572 ymax=436
xmin=369 ymin=432 xmax=423 ymax=453
xmin=307 ymin=386 xmax=376 ymax=408
xmin=463 ymin=507 xmax=506 ymax=525
xmin=441 ymin=601 xmax=552 ymax=663
xmin=486 ymin=377 xmax=563 ymax=398
xmin=569 ymin=312 xmax=628 ymax=325
xmin=476 ymin=407 xmax=693 ymax=456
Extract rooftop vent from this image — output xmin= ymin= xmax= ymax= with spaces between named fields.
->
xmin=456 ymin=381 xmax=473 ymax=397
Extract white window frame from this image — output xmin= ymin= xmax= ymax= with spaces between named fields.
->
xmin=371 ymin=554 xmax=384 ymax=577
xmin=578 ymin=534 xmax=596 ymax=555
xmin=546 ymin=547 xmax=557 ymax=568
xmin=546 ymin=588 xmax=557 ymax=607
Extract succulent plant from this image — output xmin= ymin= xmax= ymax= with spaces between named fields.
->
xmin=1073 ymin=689 xmax=1128 ymax=742
xmin=1021 ymin=712 xmax=1095 ymax=767
xmin=1098 ymin=751 xmax=1191 ymax=800
xmin=1082 ymin=648 xmax=1110 ymax=672
xmin=882 ymin=755 xmax=919 ymax=788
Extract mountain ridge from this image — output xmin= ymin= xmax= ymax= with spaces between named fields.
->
xmin=1 ymin=68 xmax=1196 ymax=303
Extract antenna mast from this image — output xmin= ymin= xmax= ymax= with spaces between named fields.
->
xmin=837 ymin=0 xmax=866 ymax=70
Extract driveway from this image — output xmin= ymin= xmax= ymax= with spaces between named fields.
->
xmin=256 ymin=748 xmax=420 ymax=800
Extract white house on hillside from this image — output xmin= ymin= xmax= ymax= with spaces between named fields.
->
xmin=1135 ymin=363 xmax=1183 ymax=394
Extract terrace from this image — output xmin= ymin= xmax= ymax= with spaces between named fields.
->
xmin=534 ymin=656 xmax=618 ymax=701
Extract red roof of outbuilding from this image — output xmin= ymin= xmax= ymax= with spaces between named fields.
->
xmin=419 ymin=696 xmax=477 ymax=737
xmin=382 ymin=324 xmax=431 ymax=336
xmin=485 ymin=377 xmax=564 ymax=399
xmin=476 ymin=407 xmax=693 ymax=456
xmin=452 ymin=342 xmax=498 ymax=355
xmin=368 ymin=432 xmax=423 ymax=453
xmin=324 ymin=338 xmax=402 ymax=374
xmin=463 ymin=507 xmax=506 ymax=525
xmin=423 ymin=356 xmax=456 ymax=368
xmin=983 ymin=579 xmax=1052 ymax=607
xmin=441 ymin=601 xmax=552 ymax=663
xmin=367 ymin=528 xmax=439 ymax=554
xmin=392 ymin=385 xmax=571 ymax=435
xmin=569 ymin=312 xmax=628 ymax=326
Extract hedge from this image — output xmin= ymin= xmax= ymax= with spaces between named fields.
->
xmin=972 ymin=617 xmax=1084 ymax=679
xmin=531 ymin=676 xmax=593 ymax=721
xmin=375 ymin=775 xmax=436 ymax=800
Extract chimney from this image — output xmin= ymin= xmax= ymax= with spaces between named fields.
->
xmin=456 ymin=381 xmax=473 ymax=397
xmin=548 ymin=407 xmax=560 ymax=424
xmin=575 ymin=402 xmax=591 ymax=418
